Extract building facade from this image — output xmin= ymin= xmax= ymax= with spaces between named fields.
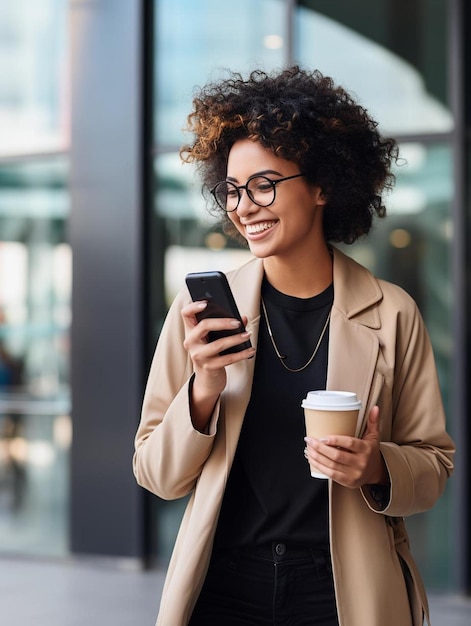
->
xmin=0 ymin=0 xmax=469 ymax=595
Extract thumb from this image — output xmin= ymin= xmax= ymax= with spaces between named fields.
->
xmin=362 ymin=405 xmax=380 ymax=442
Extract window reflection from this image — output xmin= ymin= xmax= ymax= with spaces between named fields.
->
xmin=0 ymin=157 xmax=70 ymax=556
xmin=0 ymin=1 xmax=68 ymax=156
xmin=154 ymin=154 xmax=252 ymax=305
xmin=295 ymin=1 xmax=452 ymax=135
xmin=0 ymin=412 xmax=70 ymax=556
xmin=155 ymin=0 xmax=286 ymax=146
xmin=346 ymin=143 xmax=452 ymax=401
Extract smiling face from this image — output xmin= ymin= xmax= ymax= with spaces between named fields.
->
xmin=226 ymin=139 xmax=327 ymax=266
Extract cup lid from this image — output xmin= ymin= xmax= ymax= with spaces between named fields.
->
xmin=302 ymin=390 xmax=362 ymax=411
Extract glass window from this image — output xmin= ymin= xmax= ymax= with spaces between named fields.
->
xmin=0 ymin=1 xmax=68 ymax=156
xmin=155 ymin=0 xmax=287 ymax=146
xmin=0 ymin=157 xmax=70 ymax=557
xmin=0 ymin=0 xmax=69 ymax=557
xmin=154 ymin=153 xmax=252 ymax=308
xmin=295 ymin=0 xmax=452 ymax=135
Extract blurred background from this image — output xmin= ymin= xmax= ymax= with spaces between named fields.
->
xmin=0 ymin=0 xmax=469 ymax=598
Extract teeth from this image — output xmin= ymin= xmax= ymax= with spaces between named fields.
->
xmin=245 ymin=221 xmax=276 ymax=234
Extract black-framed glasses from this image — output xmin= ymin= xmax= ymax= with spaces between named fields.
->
xmin=210 ymin=173 xmax=305 ymax=212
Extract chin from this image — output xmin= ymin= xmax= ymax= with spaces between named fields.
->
xmin=247 ymin=244 xmax=274 ymax=259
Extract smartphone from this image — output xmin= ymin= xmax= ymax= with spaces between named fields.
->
xmin=185 ymin=271 xmax=252 ymax=355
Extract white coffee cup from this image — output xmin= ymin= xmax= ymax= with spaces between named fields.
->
xmin=302 ymin=390 xmax=362 ymax=479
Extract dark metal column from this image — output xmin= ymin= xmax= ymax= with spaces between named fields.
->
xmin=69 ymin=0 xmax=151 ymax=561
xmin=449 ymin=0 xmax=470 ymax=594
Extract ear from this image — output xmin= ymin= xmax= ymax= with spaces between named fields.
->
xmin=311 ymin=186 xmax=327 ymax=207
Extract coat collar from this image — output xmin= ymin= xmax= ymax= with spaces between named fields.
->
xmin=331 ymin=247 xmax=383 ymax=329
xmin=229 ymin=246 xmax=384 ymax=330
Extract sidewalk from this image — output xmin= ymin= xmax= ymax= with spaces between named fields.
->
xmin=0 ymin=555 xmax=470 ymax=625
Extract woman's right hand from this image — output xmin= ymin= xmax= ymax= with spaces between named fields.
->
xmin=181 ymin=301 xmax=255 ymax=431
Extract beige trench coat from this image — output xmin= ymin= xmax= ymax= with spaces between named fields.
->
xmin=134 ymin=247 xmax=455 ymax=626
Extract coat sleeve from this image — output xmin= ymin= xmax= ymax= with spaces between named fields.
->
xmin=362 ymin=290 xmax=455 ymax=517
xmin=133 ymin=288 xmax=221 ymax=501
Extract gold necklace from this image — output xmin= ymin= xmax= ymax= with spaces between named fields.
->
xmin=261 ymin=297 xmax=331 ymax=373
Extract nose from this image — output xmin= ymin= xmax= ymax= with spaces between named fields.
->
xmin=235 ymin=187 xmax=258 ymax=217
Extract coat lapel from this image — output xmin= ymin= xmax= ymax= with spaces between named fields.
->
xmin=327 ymin=248 xmax=383 ymax=434
xmin=327 ymin=310 xmax=380 ymax=435
xmin=223 ymin=258 xmax=264 ymax=471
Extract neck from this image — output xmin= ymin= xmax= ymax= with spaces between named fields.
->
xmin=262 ymin=246 xmax=333 ymax=298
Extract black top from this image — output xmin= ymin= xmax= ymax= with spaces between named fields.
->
xmin=213 ymin=277 xmax=334 ymax=550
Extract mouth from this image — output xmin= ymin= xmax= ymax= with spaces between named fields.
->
xmin=244 ymin=220 xmax=278 ymax=235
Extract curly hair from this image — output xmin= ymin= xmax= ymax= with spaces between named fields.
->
xmin=180 ymin=66 xmax=398 ymax=244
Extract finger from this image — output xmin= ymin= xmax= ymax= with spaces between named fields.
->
xmin=186 ymin=326 xmax=255 ymax=364
xmin=196 ymin=317 xmax=242 ymax=335
xmin=305 ymin=435 xmax=356 ymax=451
xmin=181 ymin=301 xmax=208 ymax=327
xmin=362 ymin=405 xmax=380 ymax=441
xmin=206 ymin=330 xmax=253 ymax=355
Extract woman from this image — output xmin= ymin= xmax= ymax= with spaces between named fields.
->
xmin=133 ymin=67 xmax=455 ymax=626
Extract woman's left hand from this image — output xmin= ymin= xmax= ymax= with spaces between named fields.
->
xmin=304 ymin=406 xmax=389 ymax=488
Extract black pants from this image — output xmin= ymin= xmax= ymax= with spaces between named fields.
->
xmin=189 ymin=542 xmax=339 ymax=626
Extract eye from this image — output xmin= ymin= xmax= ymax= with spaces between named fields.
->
xmin=250 ymin=177 xmax=274 ymax=193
